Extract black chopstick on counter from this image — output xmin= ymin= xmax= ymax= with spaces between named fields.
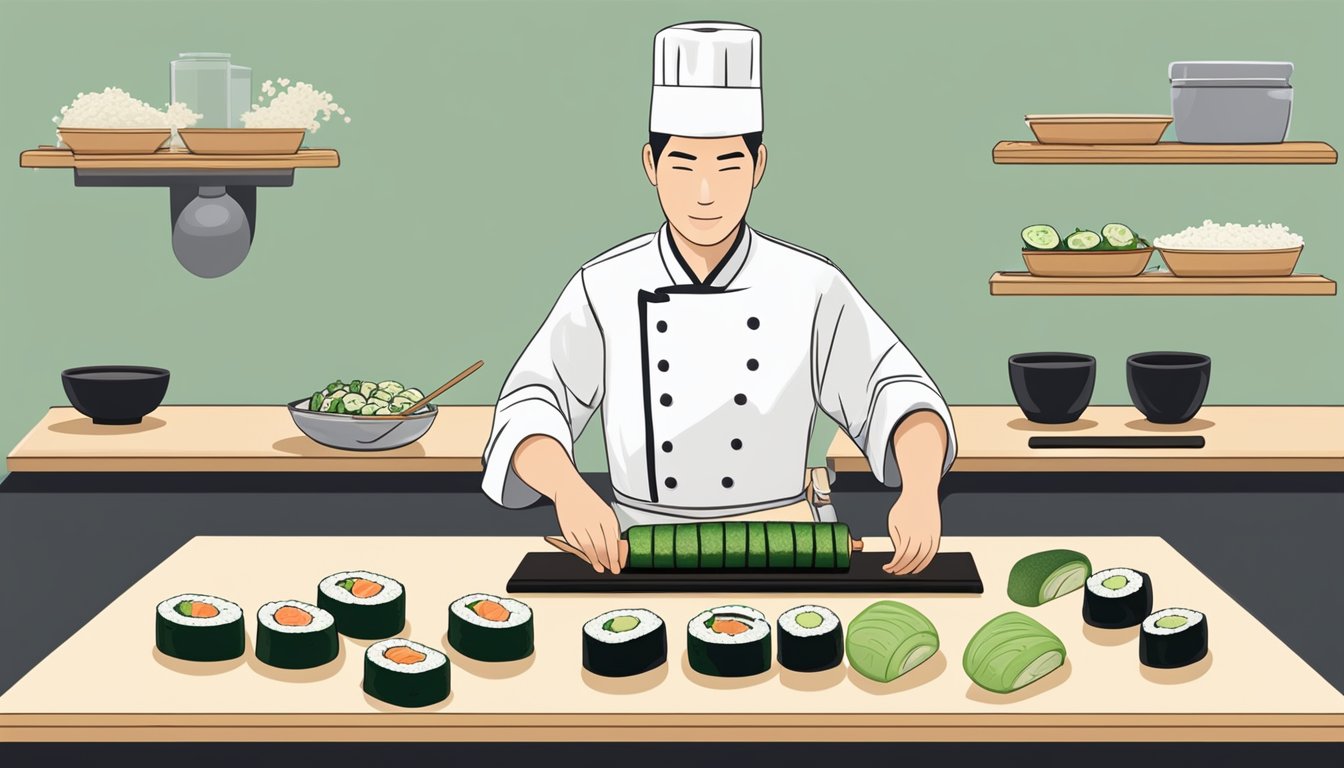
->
xmin=1028 ymin=435 xmax=1206 ymax=449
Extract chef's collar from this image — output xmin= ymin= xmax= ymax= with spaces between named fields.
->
xmin=657 ymin=221 xmax=752 ymax=289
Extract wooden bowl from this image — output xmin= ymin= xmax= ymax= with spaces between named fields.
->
xmin=57 ymin=128 xmax=171 ymax=154
xmin=179 ymin=128 xmax=305 ymax=155
xmin=1022 ymin=247 xmax=1154 ymax=277
xmin=1025 ymin=114 xmax=1172 ymax=145
xmin=1157 ymin=246 xmax=1302 ymax=277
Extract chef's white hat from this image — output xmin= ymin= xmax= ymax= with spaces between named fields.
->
xmin=650 ymin=21 xmax=762 ymax=138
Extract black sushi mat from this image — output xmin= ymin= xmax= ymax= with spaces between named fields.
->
xmin=506 ymin=551 xmax=983 ymax=593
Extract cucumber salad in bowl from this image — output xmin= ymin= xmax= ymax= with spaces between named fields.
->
xmin=303 ymin=379 xmax=427 ymax=416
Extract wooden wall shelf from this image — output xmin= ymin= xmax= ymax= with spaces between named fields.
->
xmin=19 ymin=146 xmax=339 ymax=171
xmin=992 ymin=141 xmax=1338 ymax=165
xmin=989 ymin=272 xmax=1337 ymax=296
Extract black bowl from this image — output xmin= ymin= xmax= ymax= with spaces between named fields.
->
xmin=61 ymin=366 xmax=170 ymax=425
xmin=1126 ymin=352 xmax=1210 ymax=424
xmin=1008 ymin=353 xmax=1096 ymax=424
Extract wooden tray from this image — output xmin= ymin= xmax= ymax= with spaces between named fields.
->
xmin=57 ymin=128 xmax=170 ymax=154
xmin=1025 ymin=114 xmax=1171 ymax=145
xmin=1158 ymin=246 xmax=1302 ymax=277
xmin=1023 ymin=247 xmax=1153 ymax=277
xmin=506 ymin=551 xmax=983 ymax=593
xmin=179 ymin=128 xmax=305 ymax=155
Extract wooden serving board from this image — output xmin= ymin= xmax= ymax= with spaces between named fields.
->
xmin=506 ymin=551 xmax=983 ymax=593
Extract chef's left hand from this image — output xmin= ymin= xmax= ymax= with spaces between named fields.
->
xmin=883 ymin=487 xmax=941 ymax=575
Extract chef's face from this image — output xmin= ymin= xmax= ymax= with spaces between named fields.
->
xmin=643 ymin=135 xmax=767 ymax=247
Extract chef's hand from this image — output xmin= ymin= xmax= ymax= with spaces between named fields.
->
xmin=884 ymin=488 xmax=941 ymax=575
xmin=883 ymin=410 xmax=949 ymax=576
xmin=554 ymin=479 xmax=624 ymax=575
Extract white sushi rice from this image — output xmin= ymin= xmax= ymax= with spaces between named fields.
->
xmin=366 ymin=638 xmax=446 ymax=674
xmin=1087 ymin=568 xmax=1145 ymax=598
xmin=1143 ymin=607 xmax=1205 ymax=635
xmin=688 ymin=605 xmax=770 ymax=645
xmin=156 ymin=594 xmax=242 ymax=627
xmin=257 ymin=600 xmax=335 ymax=634
xmin=583 ymin=609 xmax=663 ymax=644
xmin=318 ymin=571 xmax=403 ymax=606
xmin=449 ymin=594 xmax=532 ymax=628
xmin=778 ymin=605 xmax=840 ymax=638
xmin=1154 ymin=220 xmax=1303 ymax=250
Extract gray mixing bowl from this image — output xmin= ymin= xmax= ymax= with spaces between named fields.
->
xmin=287 ymin=398 xmax=437 ymax=451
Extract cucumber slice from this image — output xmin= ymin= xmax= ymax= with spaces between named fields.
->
xmin=359 ymin=403 xmax=380 ymax=416
xmin=377 ymin=381 xmax=405 ymax=396
xmin=374 ymin=406 xmax=392 ymax=416
xmin=307 ymin=392 xmax=323 ymax=411
xmin=1101 ymin=223 xmax=1136 ymax=248
xmin=333 ymin=399 xmax=347 ymax=414
xmin=348 ymin=380 xmax=363 ymax=393
xmin=371 ymin=390 xmax=393 ymax=403
xmin=1021 ymin=224 xmax=1061 ymax=250
xmin=400 ymin=388 xmax=425 ymax=402
xmin=1065 ymin=229 xmax=1101 ymax=250
xmin=342 ymin=393 xmax=368 ymax=412
xmin=326 ymin=381 xmax=343 ymax=394
xmin=359 ymin=381 xmax=377 ymax=398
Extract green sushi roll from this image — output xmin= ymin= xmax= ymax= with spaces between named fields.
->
xmin=813 ymin=525 xmax=836 ymax=569
xmin=700 ymin=523 xmax=725 ymax=569
xmin=155 ymin=594 xmax=245 ymax=662
xmin=363 ymin=638 xmax=450 ymax=708
xmin=746 ymin=522 xmax=767 ymax=568
xmin=845 ymin=600 xmax=939 ymax=683
xmin=627 ymin=526 xmax=654 ymax=569
xmin=765 ymin=522 xmax=794 ymax=569
xmin=964 ymin=611 xmax=1067 ymax=693
xmin=448 ymin=593 xmax=534 ymax=662
xmin=1008 ymin=549 xmax=1092 ymax=607
xmin=723 ymin=522 xmax=748 ymax=569
xmin=652 ymin=525 xmax=676 ymax=569
xmin=792 ymin=523 xmax=815 ymax=569
xmin=834 ymin=523 xmax=852 ymax=570
xmin=675 ymin=524 xmax=699 ymax=569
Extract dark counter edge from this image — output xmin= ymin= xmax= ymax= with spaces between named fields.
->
xmin=3 ymin=470 xmax=1340 ymax=495
xmin=0 ymin=741 xmax=1339 ymax=768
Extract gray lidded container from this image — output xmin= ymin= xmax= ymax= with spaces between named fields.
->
xmin=1169 ymin=61 xmax=1293 ymax=143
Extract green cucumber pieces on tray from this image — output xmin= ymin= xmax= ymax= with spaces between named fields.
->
xmin=623 ymin=521 xmax=853 ymax=571
xmin=1021 ymin=225 xmax=1061 ymax=250
xmin=1022 ymin=222 xmax=1147 ymax=251
xmin=1008 ymin=549 xmax=1092 ymax=607
xmin=964 ymin=611 xmax=1067 ymax=693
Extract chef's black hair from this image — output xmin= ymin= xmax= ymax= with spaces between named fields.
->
xmin=649 ymin=132 xmax=763 ymax=168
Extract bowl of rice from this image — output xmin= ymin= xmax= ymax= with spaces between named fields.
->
xmin=179 ymin=79 xmax=348 ymax=155
xmin=1153 ymin=221 xmax=1304 ymax=277
xmin=53 ymin=87 xmax=201 ymax=153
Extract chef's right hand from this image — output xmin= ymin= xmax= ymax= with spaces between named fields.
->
xmin=554 ymin=479 xmax=624 ymax=574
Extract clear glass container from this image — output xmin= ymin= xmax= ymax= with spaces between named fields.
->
xmin=229 ymin=65 xmax=252 ymax=128
xmin=171 ymin=52 xmax=232 ymax=128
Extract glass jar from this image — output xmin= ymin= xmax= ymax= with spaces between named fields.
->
xmin=229 ymin=64 xmax=252 ymax=128
xmin=171 ymin=53 xmax=232 ymax=128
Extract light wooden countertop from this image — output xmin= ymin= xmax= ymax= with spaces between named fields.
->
xmin=1 ymin=535 xmax=1339 ymax=742
xmin=828 ymin=405 xmax=1344 ymax=473
xmin=7 ymin=406 xmax=491 ymax=472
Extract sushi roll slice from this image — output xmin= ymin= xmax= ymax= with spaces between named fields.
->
xmin=448 ymin=593 xmax=534 ymax=662
xmin=363 ymin=638 xmax=450 ymax=708
xmin=687 ymin=605 xmax=771 ymax=677
xmin=1140 ymin=608 xmax=1208 ymax=669
xmin=582 ymin=608 xmax=667 ymax=677
xmin=777 ymin=605 xmax=843 ymax=673
xmin=255 ymin=600 xmax=339 ymax=670
xmin=317 ymin=570 xmax=405 ymax=640
xmin=1083 ymin=567 xmax=1153 ymax=629
xmin=155 ymin=594 xmax=245 ymax=662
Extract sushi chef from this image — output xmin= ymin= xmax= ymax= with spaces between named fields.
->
xmin=483 ymin=22 xmax=956 ymax=575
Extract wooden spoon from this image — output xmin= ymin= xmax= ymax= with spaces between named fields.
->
xmin=352 ymin=360 xmax=483 ymax=420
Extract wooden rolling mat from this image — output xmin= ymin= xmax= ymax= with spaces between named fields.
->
xmin=506 ymin=551 xmax=983 ymax=593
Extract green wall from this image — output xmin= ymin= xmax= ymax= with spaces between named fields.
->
xmin=1 ymin=0 xmax=1340 ymax=474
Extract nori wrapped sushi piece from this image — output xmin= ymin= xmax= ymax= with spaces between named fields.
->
xmin=448 ymin=593 xmax=534 ymax=662
xmin=582 ymin=609 xmax=668 ymax=677
xmin=155 ymin=594 xmax=245 ymax=662
xmin=687 ymin=605 xmax=771 ymax=677
xmin=255 ymin=600 xmax=339 ymax=670
xmin=1083 ymin=568 xmax=1153 ymax=629
xmin=777 ymin=605 xmax=844 ymax=672
xmin=363 ymin=638 xmax=450 ymax=708
xmin=1140 ymin=608 xmax=1208 ymax=668
xmin=317 ymin=570 xmax=406 ymax=640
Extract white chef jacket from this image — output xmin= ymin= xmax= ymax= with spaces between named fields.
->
xmin=482 ymin=222 xmax=957 ymax=529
